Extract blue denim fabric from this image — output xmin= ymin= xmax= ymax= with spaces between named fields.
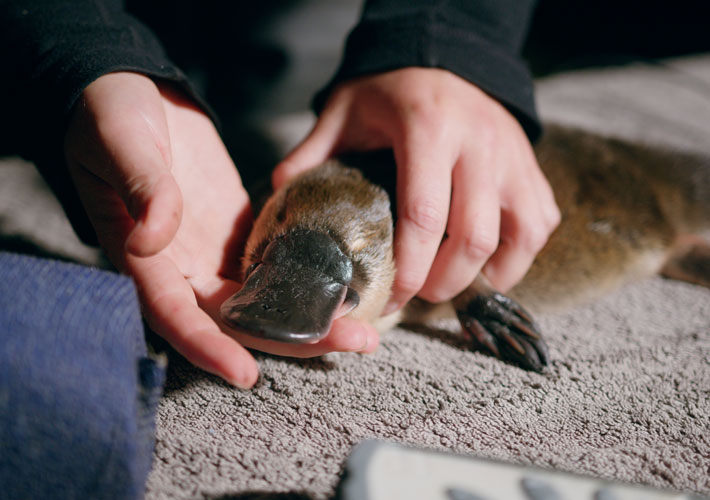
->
xmin=0 ymin=252 xmax=165 ymax=500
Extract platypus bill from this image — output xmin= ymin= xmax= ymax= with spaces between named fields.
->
xmin=220 ymin=162 xmax=394 ymax=345
xmin=221 ymin=125 xmax=710 ymax=372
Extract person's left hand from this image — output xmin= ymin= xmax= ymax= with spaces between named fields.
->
xmin=64 ymin=72 xmax=378 ymax=389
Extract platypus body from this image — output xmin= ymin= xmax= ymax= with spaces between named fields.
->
xmin=221 ymin=125 xmax=710 ymax=372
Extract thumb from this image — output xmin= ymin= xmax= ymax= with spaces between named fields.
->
xmin=272 ymin=104 xmax=345 ymax=189
xmin=65 ymin=72 xmax=182 ymax=257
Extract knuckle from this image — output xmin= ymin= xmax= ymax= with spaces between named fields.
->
xmin=411 ymin=103 xmax=444 ymax=129
xmin=401 ymin=92 xmax=436 ymax=117
xmin=460 ymin=230 xmax=499 ymax=261
xmin=518 ymin=223 xmax=550 ymax=253
xmin=401 ymin=198 xmax=446 ymax=236
xmin=125 ymin=172 xmax=156 ymax=198
xmin=394 ymin=270 xmax=426 ymax=298
xmin=400 ymin=97 xmax=449 ymax=138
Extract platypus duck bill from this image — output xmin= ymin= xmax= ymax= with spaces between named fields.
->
xmin=220 ymin=228 xmax=360 ymax=343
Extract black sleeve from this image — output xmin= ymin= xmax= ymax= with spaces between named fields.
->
xmin=0 ymin=0 xmax=211 ymax=244
xmin=314 ymin=0 xmax=541 ymax=142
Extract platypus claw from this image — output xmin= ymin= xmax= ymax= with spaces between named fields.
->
xmin=456 ymin=291 xmax=549 ymax=373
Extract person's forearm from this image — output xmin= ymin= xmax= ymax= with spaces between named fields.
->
xmin=0 ymin=0 xmax=203 ymax=243
xmin=315 ymin=0 xmax=541 ymax=141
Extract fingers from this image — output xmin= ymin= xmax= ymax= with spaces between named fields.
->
xmin=385 ymin=127 xmax=453 ymax=313
xmin=65 ymin=72 xmax=183 ymax=257
xmin=484 ymin=167 xmax=560 ymax=292
xmin=326 ymin=317 xmax=380 ymax=354
xmin=387 ymin=112 xmax=557 ymax=304
xmin=421 ymin=135 xmax=559 ymax=298
xmin=418 ymin=155 xmax=501 ymax=302
xmin=128 ymin=254 xmax=260 ymax=389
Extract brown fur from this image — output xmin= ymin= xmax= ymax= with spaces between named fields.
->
xmin=510 ymin=125 xmax=710 ymax=313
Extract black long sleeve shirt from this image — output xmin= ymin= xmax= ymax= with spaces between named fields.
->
xmin=1 ymin=0 xmax=539 ymax=244
xmin=316 ymin=0 xmax=540 ymax=139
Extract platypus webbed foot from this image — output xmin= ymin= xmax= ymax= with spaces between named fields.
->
xmin=453 ymin=278 xmax=549 ymax=373
xmin=220 ymin=228 xmax=360 ymax=343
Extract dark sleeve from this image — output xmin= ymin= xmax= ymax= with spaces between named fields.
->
xmin=314 ymin=0 xmax=541 ymax=142
xmin=0 ymin=0 xmax=211 ymax=245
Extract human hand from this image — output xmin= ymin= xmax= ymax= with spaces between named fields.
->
xmin=64 ymin=72 xmax=378 ymax=388
xmin=273 ymin=67 xmax=560 ymax=315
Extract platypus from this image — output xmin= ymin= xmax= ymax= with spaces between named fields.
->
xmin=220 ymin=124 xmax=710 ymax=372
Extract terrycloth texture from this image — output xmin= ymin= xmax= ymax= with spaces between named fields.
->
xmin=144 ymin=54 xmax=710 ymax=499
xmin=0 ymin=252 xmax=165 ymax=500
xmin=147 ymin=279 xmax=710 ymax=499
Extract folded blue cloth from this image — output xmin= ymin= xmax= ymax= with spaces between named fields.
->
xmin=0 ymin=252 xmax=165 ymax=500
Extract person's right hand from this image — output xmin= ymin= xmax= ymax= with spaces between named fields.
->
xmin=63 ymin=72 xmax=379 ymax=388
xmin=274 ymin=68 xmax=560 ymax=316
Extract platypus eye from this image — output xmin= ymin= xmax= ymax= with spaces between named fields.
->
xmin=244 ymin=262 xmax=260 ymax=279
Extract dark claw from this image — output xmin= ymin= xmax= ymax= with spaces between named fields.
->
xmin=493 ymin=322 xmax=526 ymax=355
xmin=494 ymin=292 xmax=535 ymax=324
xmin=456 ymin=291 xmax=549 ymax=372
xmin=490 ymin=322 xmax=547 ymax=372
xmin=463 ymin=318 xmax=501 ymax=357
xmin=510 ymin=317 xmax=541 ymax=340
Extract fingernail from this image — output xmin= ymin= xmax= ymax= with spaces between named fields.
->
xmin=345 ymin=327 xmax=368 ymax=352
xmin=360 ymin=332 xmax=379 ymax=354
xmin=228 ymin=377 xmax=256 ymax=390
xmin=226 ymin=369 xmax=258 ymax=390
xmin=228 ymin=380 xmax=249 ymax=390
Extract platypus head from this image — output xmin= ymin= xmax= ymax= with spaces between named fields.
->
xmin=220 ymin=159 xmax=395 ymax=344
xmin=220 ymin=228 xmax=361 ymax=343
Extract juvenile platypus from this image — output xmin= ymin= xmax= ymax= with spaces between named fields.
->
xmin=220 ymin=125 xmax=710 ymax=372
